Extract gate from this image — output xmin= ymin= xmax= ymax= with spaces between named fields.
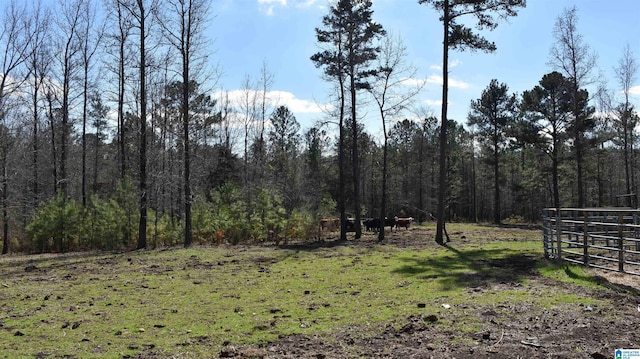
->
xmin=542 ymin=208 xmax=640 ymax=276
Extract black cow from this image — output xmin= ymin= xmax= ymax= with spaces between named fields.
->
xmin=384 ymin=216 xmax=397 ymax=232
xmin=364 ymin=218 xmax=381 ymax=232
xmin=364 ymin=217 xmax=396 ymax=232
xmin=344 ymin=218 xmax=357 ymax=232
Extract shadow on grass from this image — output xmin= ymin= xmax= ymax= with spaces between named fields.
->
xmin=0 ymin=250 xmax=127 ymax=280
xmin=276 ymin=238 xmax=354 ymax=251
xmin=562 ymin=265 xmax=640 ymax=296
xmin=391 ymin=243 xmax=540 ymax=291
xmin=478 ymin=223 xmax=542 ymax=231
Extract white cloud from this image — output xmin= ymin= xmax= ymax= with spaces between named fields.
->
xmin=429 ymin=60 xmax=462 ymax=71
xmin=258 ymin=0 xmax=286 ymax=15
xmin=269 ymin=90 xmax=333 ymax=114
xmin=257 ymin=0 xmax=321 ymax=15
xmin=258 ymin=0 xmax=286 ymax=5
xmin=295 ymin=0 xmax=318 ymax=8
xmin=400 ymin=77 xmax=427 ymax=87
xmin=449 ymin=59 xmax=462 ymax=68
xmin=426 ymin=74 xmax=470 ymax=89
xmin=450 ymin=78 xmax=470 ymax=89
xmin=628 ymin=86 xmax=640 ymax=95
xmin=216 ymin=89 xmax=333 ymax=115
xmin=425 ymin=99 xmax=443 ymax=107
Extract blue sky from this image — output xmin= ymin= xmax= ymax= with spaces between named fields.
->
xmin=208 ymin=0 xmax=640 ymax=139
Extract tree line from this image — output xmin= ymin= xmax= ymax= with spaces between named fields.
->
xmin=0 ymin=0 xmax=636 ymax=253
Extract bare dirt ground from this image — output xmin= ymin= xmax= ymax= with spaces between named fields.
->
xmin=208 ymin=225 xmax=640 ymax=359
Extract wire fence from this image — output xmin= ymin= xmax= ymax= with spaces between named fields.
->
xmin=542 ymin=208 xmax=640 ymax=276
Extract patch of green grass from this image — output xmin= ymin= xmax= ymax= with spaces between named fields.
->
xmin=0 ymin=228 xmax=622 ymax=358
xmin=538 ymin=262 xmax=604 ymax=289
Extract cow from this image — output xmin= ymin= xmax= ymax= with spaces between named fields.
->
xmin=395 ymin=217 xmax=414 ymax=230
xmin=344 ymin=217 xmax=357 ymax=232
xmin=319 ymin=218 xmax=340 ymax=232
xmin=364 ymin=218 xmax=381 ymax=232
xmin=384 ymin=216 xmax=397 ymax=232
xmin=364 ymin=217 xmax=397 ymax=232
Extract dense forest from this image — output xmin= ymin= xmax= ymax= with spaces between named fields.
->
xmin=0 ymin=0 xmax=637 ymax=253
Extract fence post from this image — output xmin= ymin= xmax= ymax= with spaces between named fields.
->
xmin=543 ymin=210 xmax=548 ymax=258
xmin=605 ymin=212 xmax=610 ymax=247
xmin=556 ymin=208 xmax=562 ymax=263
xmin=583 ymin=210 xmax=589 ymax=266
xmin=618 ymin=213 xmax=624 ymax=273
xmin=635 ymin=212 xmax=640 ymax=252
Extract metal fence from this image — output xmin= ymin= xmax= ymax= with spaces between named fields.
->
xmin=542 ymin=208 xmax=640 ymax=276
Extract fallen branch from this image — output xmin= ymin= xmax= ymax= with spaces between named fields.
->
xmin=520 ymin=340 xmax=542 ymax=348
xmin=494 ymin=329 xmax=504 ymax=345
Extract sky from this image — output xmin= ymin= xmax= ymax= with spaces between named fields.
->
xmin=205 ymin=0 xmax=640 ymax=141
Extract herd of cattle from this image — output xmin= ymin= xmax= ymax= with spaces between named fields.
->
xmin=319 ymin=216 xmax=414 ymax=233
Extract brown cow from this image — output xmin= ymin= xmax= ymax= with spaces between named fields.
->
xmin=319 ymin=218 xmax=340 ymax=232
xmin=395 ymin=217 xmax=414 ymax=230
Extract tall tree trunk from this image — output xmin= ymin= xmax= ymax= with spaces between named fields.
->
xmin=471 ymin=135 xmax=477 ymax=222
xmin=243 ymin=93 xmax=250 ymax=222
xmin=137 ymin=0 xmax=147 ymax=250
xmin=418 ymin=130 xmax=424 ymax=224
xmin=182 ymin=46 xmax=192 ymax=248
xmin=435 ymin=1 xmax=449 ymax=245
xmin=596 ymin=143 xmax=603 ymax=206
xmin=32 ymin=81 xmax=39 ymax=208
xmin=631 ymin=132 xmax=637 ymax=206
xmin=118 ymin=49 xmax=126 ymax=180
xmin=46 ymin=91 xmax=58 ymax=193
xmin=570 ymin=72 xmax=585 ymax=207
xmin=350 ymin=77 xmax=362 ymax=239
xmin=118 ymin=4 xmax=127 ymax=181
xmin=624 ymin=118 xmax=631 ymax=195
xmin=1 ymin=144 xmax=8 ymax=254
xmin=338 ymin=77 xmax=347 ymax=242
xmin=93 ymin=124 xmax=99 ymax=195
xmin=552 ymin=142 xmax=560 ymax=209
xmin=576 ymin=128 xmax=584 ymax=207
xmin=82 ymin=66 xmax=88 ymax=206
xmin=493 ymin=135 xmax=500 ymax=224
xmin=61 ymin=66 xmax=70 ymax=197
xmin=379 ymin=122 xmax=388 ymax=241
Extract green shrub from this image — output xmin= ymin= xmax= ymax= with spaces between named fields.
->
xmin=318 ymin=194 xmax=337 ymax=218
xmin=112 ymin=180 xmax=139 ymax=248
xmin=252 ymin=189 xmax=287 ymax=242
xmin=504 ymin=214 xmax=526 ymax=224
xmin=192 ymin=195 xmax=219 ymax=244
xmin=146 ymin=210 xmax=182 ymax=248
xmin=284 ymin=209 xmax=316 ymax=242
xmin=86 ymin=196 xmax=130 ymax=250
xmin=9 ymin=238 xmax=21 ymax=253
xmin=26 ymin=195 xmax=85 ymax=253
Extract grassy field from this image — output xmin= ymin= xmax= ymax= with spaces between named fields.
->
xmin=0 ymin=223 xmax=623 ymax=358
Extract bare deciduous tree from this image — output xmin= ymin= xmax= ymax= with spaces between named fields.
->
xmin=614 ymin=44 xmax=638 ymax=196
xmin=78 ymin=0 xmax=105 ymax=206
xmin=0 ymin=0 xmax=34 ymax=254
xmin=25 ymin=1 xmax=52 ymax=209
xmin=119 ymin=0 xmax=158 ymax=249
xmin=368 ymin=34 xmax=423 ymax=241
xmin=549 ymin=6 xmax=598 ymax=207
xmin=55 ymin=0 xmax=85 ymax=198
xmin=156 ymin=0 xmax=211 ymax=248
